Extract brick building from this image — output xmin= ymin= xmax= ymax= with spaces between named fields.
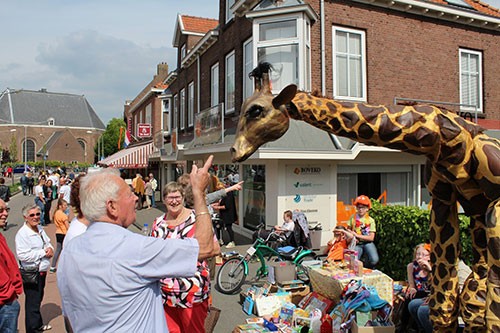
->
xmin=0 ymin=88 xmax=105 ymax=165
xmin=137 ymin=0 xmax=499 ymax=238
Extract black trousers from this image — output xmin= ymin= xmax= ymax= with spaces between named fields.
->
xmin=24 ymin=273 xmax=46 ymax=333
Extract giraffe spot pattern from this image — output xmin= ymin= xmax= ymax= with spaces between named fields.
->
xmin=358 ymin=104 xmax=385 ymax=125
xmin=395 ymin=110 xmax=426 ymax=128
xmin=341 ymin=111 xmax=360 ymax=129
xmin=455 ymin=117 xmax=485 ymax=137
xmin=440 ymin=142 xmax=466 ymax=165
xmin=329 ymin=118 xmax=342 ymax=132
xmin=488 ymin=237 xmax=500 ymax=260
xmin=326 ymin=102 xmax=339 ymax=114
xmin=378 ymin=114 xmax=402 ymax=142
xmin=385 ymin=142 xmax=410 ymax=151
xmin=436 ymin=114 xmax=462 ymax=141
xmin=473 ymin=227 xmax=488 ymax=249
xmin=444 ymin=243 xmax=457 ymax=262
xmin=403 ymin=127 xmax=438 ymax=148
xmin=414 ymin=105 xmax=435 ymax=114
xmin=483 ymin=144 xmax=500 ymax=176
xmin=358 ymin=123 xmax=374 ymax=140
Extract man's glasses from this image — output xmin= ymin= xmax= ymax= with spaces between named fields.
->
xmin=28 ymin=212 xmax=41 ymax=218
xmin=0 ymin=207 xmax=10 ymax=214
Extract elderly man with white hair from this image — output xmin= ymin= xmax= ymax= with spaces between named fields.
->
xmin=57 ymin=156 xmax=215 ymax=332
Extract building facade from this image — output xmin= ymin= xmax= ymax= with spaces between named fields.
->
xmin=139 ymin=0 xmax=499 ymax=241
xmin=0 ymin=88 xmax=105 ymax=166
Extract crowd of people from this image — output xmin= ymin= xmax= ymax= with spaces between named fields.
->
xmin=0 ymin=162 xmax=472 ymax=333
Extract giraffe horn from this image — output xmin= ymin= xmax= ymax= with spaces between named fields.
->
xmin=262 ymin=72 xmax=271 ymax=93
xmin=254 ymin=75 xmax=262 ymax=92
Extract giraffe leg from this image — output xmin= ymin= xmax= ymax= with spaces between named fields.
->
xmin=460 ymin=216 xmax=487 ymax=332
xmin=485 ymin=199 xmax=500 ymax=332
xmin=429 ymin=198 xmax=460 ymax=332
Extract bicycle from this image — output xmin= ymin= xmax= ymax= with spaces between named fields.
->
xmin=215 ymin=224 xmax=316 ymax=294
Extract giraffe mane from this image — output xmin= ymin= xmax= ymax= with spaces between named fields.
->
xmin=249 ymin=62 xmax=274 ymax=79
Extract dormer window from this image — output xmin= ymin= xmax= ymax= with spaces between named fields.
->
xmin=48 ymin=118 xmax=55 ymax=126
xmin=226 ymin=0 xmax=235 ymax=23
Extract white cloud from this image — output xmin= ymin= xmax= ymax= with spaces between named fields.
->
xmin=0 ymin=0 xmax=218 ymax=124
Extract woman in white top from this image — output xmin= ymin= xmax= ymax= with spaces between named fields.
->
xmin=15 ymin=203 xmax=54 ymax=333
xmin=34 ymin=177 xmax=46 ymax=226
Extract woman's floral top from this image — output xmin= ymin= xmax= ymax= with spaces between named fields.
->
xmin=151 ymin=211 xmax=211 ymax=308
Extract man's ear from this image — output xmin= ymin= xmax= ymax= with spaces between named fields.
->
xmin=272 ymin=84 xmax=297 ymax=109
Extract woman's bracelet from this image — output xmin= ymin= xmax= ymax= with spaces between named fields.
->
xmin=195 ymin=212 xmax=211 ymax=219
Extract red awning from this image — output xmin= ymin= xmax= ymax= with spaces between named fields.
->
xmin=98 ymin=143 xmax=154 ymax=169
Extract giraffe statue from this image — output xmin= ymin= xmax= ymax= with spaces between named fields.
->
xmin=231 ymin=63 xmax=500 ymax=333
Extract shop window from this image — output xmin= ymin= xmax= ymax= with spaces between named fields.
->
xmin=242 ymin=165 xmax=266 ymax=230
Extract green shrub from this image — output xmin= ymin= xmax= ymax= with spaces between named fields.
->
xmin=369 ymin=200 xmax=472 ymax=281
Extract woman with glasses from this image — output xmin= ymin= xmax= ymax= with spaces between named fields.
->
xmin=346 ymin=195 xmax=379 ymax=268
xmin=15 ymin=204 xmax=54 ymax=333
xmin=150 ymin=182 xmax=220 ymax=333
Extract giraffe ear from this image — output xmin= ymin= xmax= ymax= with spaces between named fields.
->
xmin=272 ymin=84 xmax=297 ymax=109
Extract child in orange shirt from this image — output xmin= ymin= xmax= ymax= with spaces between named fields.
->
xmin=325 ymin=225 xmax=354 ymax=262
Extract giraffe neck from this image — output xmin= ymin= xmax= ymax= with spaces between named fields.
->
xmin=289 ymin=92 xmax=482 ymax=166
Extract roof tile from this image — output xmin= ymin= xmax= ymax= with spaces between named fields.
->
xmin=180 ymin=15 xmax=218 ymax=34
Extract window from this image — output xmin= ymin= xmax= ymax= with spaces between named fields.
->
xmin=180 ymin=88 xmax=186 ymax=130
xmin=181 ymin=44 xmax=186 ymax=59
xmin=211 ymin=63 xmax=219 ymax=107
xmin=163 ymin=99 xmax=170 ymax=134
xmin=242 ymin=165 xmax=266 ymax=230
xmin=173 ymin=94 xmax=178 ymax=129
xmin=188 ymin=82 xmax=195 ymax=127
xmin=23 ymin=139 xmax=35 ymax=162
xmin=226 ymin=0 xmax=235 ymax=23
xmin=77 ymin=139 xmax=85 ymax=151
xmin=48 ymin=118 xmax=55 ymax=126
xmin=145 ymin=103 xmax=152 ymax=124
xmin=243 ymin=38 xmax=254 ymax=99
xmin=254 ymin=15 xmax=310 ymax=93
xmin=225 ymin=51 xmax=236 ymax=114
xmin=332 ymin=26 xmax=366 ymax=101
xmin=459 ymin=49 xmax=482 ymax=112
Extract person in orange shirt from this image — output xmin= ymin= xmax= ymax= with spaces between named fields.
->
xmin=325 ymin=225 xmax=354 ymax=262
xmin=50 ymin=198 xmax=69 ymax=272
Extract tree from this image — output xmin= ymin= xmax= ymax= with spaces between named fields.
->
xmin=9 ymin=135 xmax=17 ymax=162
xmin=94 ymin=118 xmax=126 ymax=163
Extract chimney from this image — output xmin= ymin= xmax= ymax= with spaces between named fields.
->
xmin=157 ymin=63 xmax=169 ymax=77
xmin=40 ymin=88 xmax=47 ymax=93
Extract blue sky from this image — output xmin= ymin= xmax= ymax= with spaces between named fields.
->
xmin=1 ymin=0 xmax=498 ymax=125
xmin=0 ymin=0 xmax=219 ymax=124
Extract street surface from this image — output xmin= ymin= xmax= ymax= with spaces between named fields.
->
xmin=3 ymin=190 xmax=255 ymax=332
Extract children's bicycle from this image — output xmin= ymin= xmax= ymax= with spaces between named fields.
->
xmin=215 ymin=224 xmax=316 ymax=294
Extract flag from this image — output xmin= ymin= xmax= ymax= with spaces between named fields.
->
xmin=124 ymin=130 xmax=131 ymax=148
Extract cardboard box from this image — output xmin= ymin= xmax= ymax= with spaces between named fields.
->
xmin=351 ymin=321 xmax=395 ymax=333
xmin=268 ymin=261 xmax=296 ymax=284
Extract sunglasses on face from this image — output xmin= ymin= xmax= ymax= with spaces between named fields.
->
xmin=28 ymin=212 xmax=41 ymax=218
xmin=0 ymin=207 xmax=10 ymax=214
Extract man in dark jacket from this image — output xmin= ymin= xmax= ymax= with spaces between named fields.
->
xmin=0 ymin=178 xmax=10 ymax=203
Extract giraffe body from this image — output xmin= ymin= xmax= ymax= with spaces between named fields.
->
xmin=231 ymin=63 xmax=500 ymax=332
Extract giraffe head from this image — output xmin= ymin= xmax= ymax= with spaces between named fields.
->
xmin=231 ymin=63 xmax=297 ymax=162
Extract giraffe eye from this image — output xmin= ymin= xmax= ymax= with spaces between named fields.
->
xmin=246 ymin=105 xmax=263 ymax=119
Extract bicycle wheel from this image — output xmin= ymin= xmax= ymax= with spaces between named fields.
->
xmin=216 ymin=257 xmax=247 ymax=294
xmin=296 ymin=255 xmax=316 ymax=282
